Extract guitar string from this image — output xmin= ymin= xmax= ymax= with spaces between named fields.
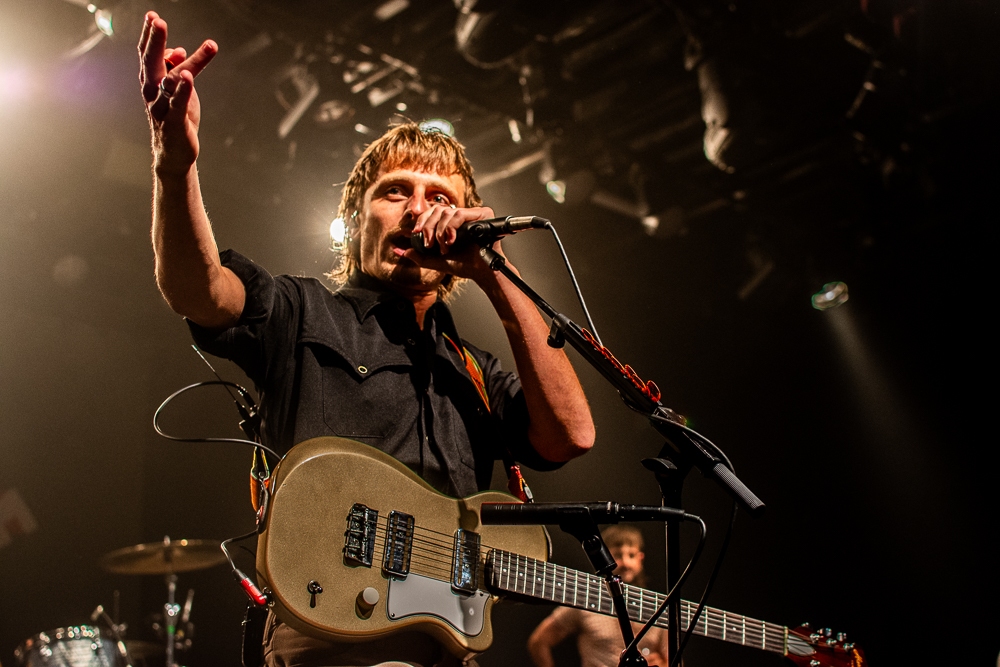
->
xmin=360 ymin=520 xmax=787 ymax=652
xmin=494 ymin=554 xmax=785 ymax=651
xmin=491 ymin=553 xmax=782 ymax=650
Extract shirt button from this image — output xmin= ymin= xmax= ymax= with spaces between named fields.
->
xmin=357 ymin=365 xmax=368 ymax=374
xmin=406 ymin=338 xmax=416 ymax=346
xmin=396 ymin=302 xmax=406 ymax=311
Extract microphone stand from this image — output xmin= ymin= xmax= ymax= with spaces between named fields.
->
xmin=555 ymin=507 xmax=648 ymax=667
xmin=479 ymin=246 xmax=766 ymax=663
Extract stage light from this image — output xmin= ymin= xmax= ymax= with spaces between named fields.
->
xmin=396 ymin=102 xmax=407 ymax=112
xmin=546 ymin=180 xmax=566 ymax=204
xmin=641 ymin=215 xmax=659 ymax=235
xmin=375 ymin=0 xmax=409 ymax=21
xmin=330 ymin=217 xmax=346 ymax=249
xmin=419 ymin=119 xmax=454 ymax=137
xmin=812 ymin=281 xmax=849 ymax=310
xmin=508 ymin=119 xmax=522 ymax=143
xmin=94 ymin=9 xmax=113 ymax=36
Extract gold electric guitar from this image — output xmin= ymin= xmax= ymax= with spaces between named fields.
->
xmin=256 ymin=437 xmax=866 ymax=666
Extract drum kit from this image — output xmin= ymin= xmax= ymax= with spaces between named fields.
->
xmin=13 ymin=537 xmax=226 ymax=667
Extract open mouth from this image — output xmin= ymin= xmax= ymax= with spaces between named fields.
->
xmin=389 ymin=233 xmax=412 ymax=251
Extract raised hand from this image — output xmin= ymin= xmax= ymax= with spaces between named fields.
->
xmin=138 ymin=12 xmax=218 ymax=175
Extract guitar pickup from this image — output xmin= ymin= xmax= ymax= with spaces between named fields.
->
xmin=382 ymin=510 xmax=414 ymax=577
xmin=451 ymin=529 xmax=481 ymax=594
xmin=344 ymin=503 xmax=378 ymax=567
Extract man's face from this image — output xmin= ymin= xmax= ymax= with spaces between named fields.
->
xmin=611 ymin=543 xmax=645 ymax=584
xmin=356 ymin=166 xmax=466 ymax=293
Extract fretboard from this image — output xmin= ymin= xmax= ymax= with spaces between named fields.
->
xmin=486 ymin=549 xmax=786 ymax=655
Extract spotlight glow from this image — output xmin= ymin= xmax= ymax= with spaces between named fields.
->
xmin=508 ymin=119 xmax=522 ymax=143
xmin=546 ymin=180 xmax=566 ymax=204
xmin=0 ymin=66 xmax=31 ymax=106
xmin=95 ymin=9 xmax=113 ymax=36
xmin=330 ymin=217 xmax=346 ymax=247
xmin=812 ymin=281 xmax=849 ymax=310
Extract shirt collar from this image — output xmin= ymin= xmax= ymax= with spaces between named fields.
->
xmin=337 ymin=271 xmax=412 ymax=322
xmin=335 ymin=272 xmax=462 ymax=351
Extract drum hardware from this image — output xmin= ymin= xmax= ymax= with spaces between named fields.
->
xmin=14 ymin=626 xmax=124 ymax=667
xmin=89 ymin=602 xmax=131 ymax=667
xmin=99 ymin=536 xmax=221 ymax=667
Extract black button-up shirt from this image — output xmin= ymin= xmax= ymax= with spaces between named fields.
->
xmin=190 ymin=250 xmax=560 ymax=497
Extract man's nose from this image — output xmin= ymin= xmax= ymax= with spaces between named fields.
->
xmin=406 ymin=187 xmax=428 ymax=220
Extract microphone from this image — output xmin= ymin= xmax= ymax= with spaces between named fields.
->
xmin=479 ymin=501 xmax=693 ymax=525
xmin=411 ymin=215 xmax=549 ymax=254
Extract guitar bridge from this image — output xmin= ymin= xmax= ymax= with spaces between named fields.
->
xmin=383 ymin=510 xmax=414 ymax=577
xmin=344 ymin=503 xmax=378 ymax=567
xmin=451 ymin=529 xmax=481 ymax=594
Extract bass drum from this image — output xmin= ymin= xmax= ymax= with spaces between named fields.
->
xmin=15 ymin=627 xmax=124 ymax=667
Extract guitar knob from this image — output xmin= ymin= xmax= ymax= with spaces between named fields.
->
xmin=822 ymin=627 xmax=832 ymax=638
xmin=837 ymin=632 xmax=847 ymax=642
xmin=356 ymin=587 xmax=380 ymax=619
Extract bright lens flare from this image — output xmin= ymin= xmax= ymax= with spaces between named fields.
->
xmin=546 ymin=180 xmax=566 ymax=204
xmin=330 ymin=217 xmax=346 ymax=247
xmin=95 ymin=9 xmax=113 ymax=36
xmin=419 ymin=119 xmax=455 ymax=137
xmin=811 ymin=281 xmax=849 ymax=310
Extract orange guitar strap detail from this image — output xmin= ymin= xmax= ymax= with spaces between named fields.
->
xmin=249 ymin=447 xmax=271 ymax=512
xmin=443 ymin=334 xmax=490 ymax=412
xmin=443 ymin=334 xmax=533 ymax=503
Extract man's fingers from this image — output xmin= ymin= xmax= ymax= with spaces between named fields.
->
xmin=140 ymin=17 xmax=169 ymax=100
xmin=137 ymin=11 xmax=159 ymax=55
xmin=166 ymin=71 xmax=195 ymax=121
xmin=435 ymin=209 xmax=460 ymax=252
xmin=148 ymin=71 xmax=178 ymax=121
xmin=419 ymin=207 xmax=445 ymax=249
xmin=171 ymin=40 xmax=218 ymax=79
xmin=165 ymin=47 xmax=188 ymax=68
xmin=137 ymin=13 xmax=151 ymax=55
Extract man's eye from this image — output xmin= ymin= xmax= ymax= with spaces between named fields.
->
xmin=430 ymin=194 xmax=450 ymax=204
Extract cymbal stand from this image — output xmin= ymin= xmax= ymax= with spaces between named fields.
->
xmin=165 ymin=573 xmax=180 ymax=667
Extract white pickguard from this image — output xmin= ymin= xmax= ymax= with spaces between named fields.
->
xmin=386 ymin=574 xmax=489 ymax=636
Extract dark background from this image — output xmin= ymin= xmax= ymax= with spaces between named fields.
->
xmin=1 ymin=1 xmax=996 ymax=666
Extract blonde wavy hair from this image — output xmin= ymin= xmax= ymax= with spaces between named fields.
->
xmin=328 ymin=122 xmax=482 ymax=297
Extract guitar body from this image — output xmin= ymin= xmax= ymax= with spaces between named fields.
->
xmin=256 ymin=436 xmax=549 ymax=658
xmin=257 ymin=437 xmax=867 ymax=667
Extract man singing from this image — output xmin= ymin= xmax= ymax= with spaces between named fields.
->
xmin=138 ymin=10 xmax=595 ymax=667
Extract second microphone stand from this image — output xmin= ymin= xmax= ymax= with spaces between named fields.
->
xmin=479 ymin=246 xmax=765 ymax=664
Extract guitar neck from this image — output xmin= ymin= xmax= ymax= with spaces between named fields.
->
xmin=487 ymin=549 xmax=787 ymax=655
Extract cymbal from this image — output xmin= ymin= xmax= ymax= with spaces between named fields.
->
xmin=100 ymin=539 xmax=226 ymax=575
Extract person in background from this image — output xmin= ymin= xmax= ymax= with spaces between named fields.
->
xmin=527 ymin=526 xmax=668 ymax=667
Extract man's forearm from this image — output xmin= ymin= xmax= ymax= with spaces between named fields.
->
xmin=480 ymin=266 xmax=595 ymax=462
xmin=152 ymin=165 xmax=244 ymax=328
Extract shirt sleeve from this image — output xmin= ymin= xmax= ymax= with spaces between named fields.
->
xmin=186 ymin=249 xmax=298 ymax=388
xmin=463 ymin=341 xmax=564 ymax=472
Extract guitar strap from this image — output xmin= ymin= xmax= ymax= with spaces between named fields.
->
xmin=443 ymin=334 xmax=533 ymax=503
xmin=249 ymin=446 xmax=272 ymax=513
